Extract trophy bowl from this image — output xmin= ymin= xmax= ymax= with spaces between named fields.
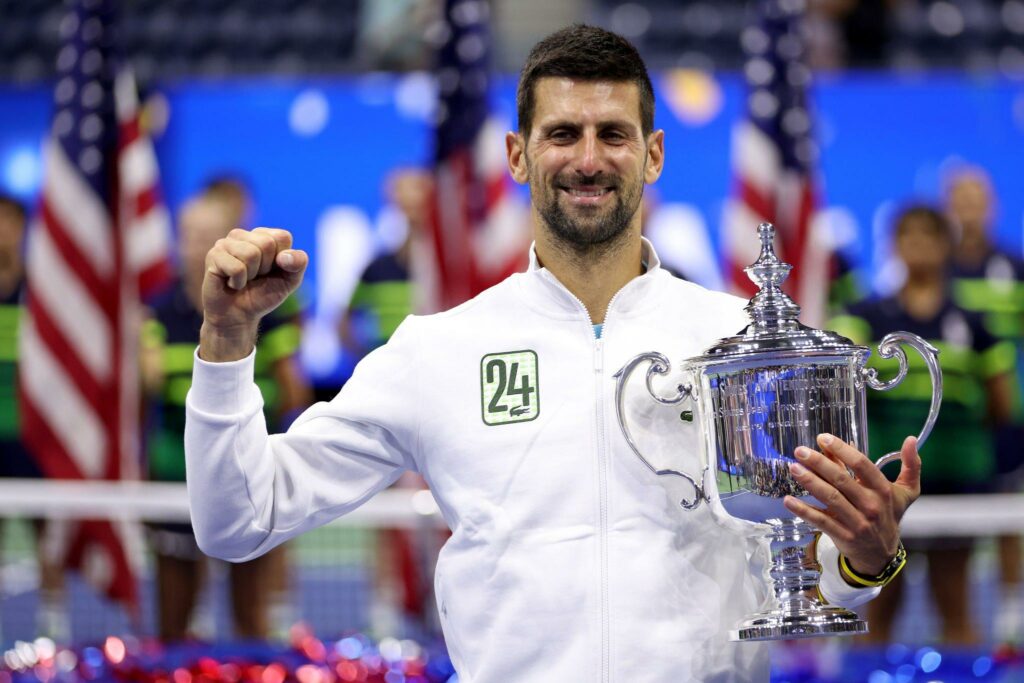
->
xmin=614 ymin=223 xmax=942 ymax=641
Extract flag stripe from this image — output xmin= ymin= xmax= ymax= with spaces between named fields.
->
xmin=27 ymin=224 xmax=113 ymax=380
xmin=25 ymin=291 xmax=108 ymax=429
xmin=20 ymin=316 xmax=108 ymax=479
xmin=38 ymin=205 xmax=115 ymax=314
xmin=43 ymin=140 xmax=115 ymax=278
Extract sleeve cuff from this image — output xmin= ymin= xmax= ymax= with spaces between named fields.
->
xmin=187 ymin=347 xmax=262 ymax=415
xmin=817 ymin=535 xmax=881 ymax=608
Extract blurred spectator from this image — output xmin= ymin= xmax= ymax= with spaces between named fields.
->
xmin=339 ymin=168 xmax=444 ymax=637
xmin=946 ymin=165 xmax=1024 ymax=642
xmin=141 ymin=192 xmax=310 ymax=640
xmin=340 ymin=169 xmax=432 ymax=358
xmin=831 ymin=204 xmax=1015 ymax=644
xmin=0 ymin=195 xmax=68 ymax=641
xmin=357 ymin=0 xmax=439 ymax=70
xmin=203 ymin=174 xmax=255 ymax=230
xmin=807 ymin=0 xmax=896 ymax=69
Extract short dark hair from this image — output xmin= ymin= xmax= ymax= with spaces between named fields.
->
xmin=0 ymin=194 xmax=27 ymax=223
xmin=517 ymin=24 xmax=655 ymax=139
xmin=894 ymin=204 xmax=951 ymax=240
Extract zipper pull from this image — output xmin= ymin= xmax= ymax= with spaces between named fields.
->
xmin=594 ymin=339 xmax=603 ymax=373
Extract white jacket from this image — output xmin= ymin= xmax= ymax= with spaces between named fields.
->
xmin=185 ymin=241 xmax=876 ymax=683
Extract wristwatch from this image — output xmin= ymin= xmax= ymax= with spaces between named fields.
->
xmin=839 ymin=541 xmax=907 ymax=588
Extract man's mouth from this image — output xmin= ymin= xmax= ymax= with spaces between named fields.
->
xmin=560 ymin=185 xmax=614 ymax=204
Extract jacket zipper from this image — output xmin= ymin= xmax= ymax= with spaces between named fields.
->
xmin=576 ymin=290 xmax=622 ymax=683
xmin=542 ymin=270 xmax=626 ymax=683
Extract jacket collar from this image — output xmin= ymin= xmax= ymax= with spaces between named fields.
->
xmin=517 ymin=237 xmax=665 ymax=321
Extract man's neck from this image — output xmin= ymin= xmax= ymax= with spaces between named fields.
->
xmin=899 ymin=272 xmax=945 ymax=321
xmin=955 ymin=234 xmax=990 ymax=270
xmin=535 ymin=229 xmax=645 ymax=324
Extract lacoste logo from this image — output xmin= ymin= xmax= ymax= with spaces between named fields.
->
xmin=481 ymin=350 xmax=540 ymax=426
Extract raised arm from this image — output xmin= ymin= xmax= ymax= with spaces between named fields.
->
xmin=185 ymin=228 xmax=418 ymax=562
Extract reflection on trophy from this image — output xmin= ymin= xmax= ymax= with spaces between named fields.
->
xmin=614 ymin=222 xmax=943 ymax=641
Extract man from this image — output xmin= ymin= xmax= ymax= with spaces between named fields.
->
xmin=945 ymin=166 xmax=1024 ymax=642
xmin=832 ymin=204 xmax=1014 ymax=644
xmin=186 ymin=26 xmax=919 ymax=681
xmin=144 ymin=193 xmax=308 ymax=639
xmin=0 ymin=195 xmax=68 ymax=641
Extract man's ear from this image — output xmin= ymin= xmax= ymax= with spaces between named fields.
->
xmin=506 ymin=131 xmax=529 ymax=184
xmin=644 ymin=129 xmax=665 ymax=185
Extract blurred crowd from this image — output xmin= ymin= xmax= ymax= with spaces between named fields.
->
xmin=2 ymin=158 xmax=1024 ymax=646
xmin=0 ymin=0 xmax=1022 ymax=652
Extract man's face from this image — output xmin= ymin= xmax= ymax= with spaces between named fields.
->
xmin=178 ymin=199 xmax=233 ymax=289
xmin=0 ymin=205 xmax=25 ymax=268
xmin=896 ymin=216 xmax=949 ymax=274
xmin=946 ymin=175 xmax=992 ymax=241
xmin=507 ymin=78 xmax=663 ymax=252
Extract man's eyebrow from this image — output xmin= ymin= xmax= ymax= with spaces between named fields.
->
xmin=538 ymin=119 xmax=640 ymax=133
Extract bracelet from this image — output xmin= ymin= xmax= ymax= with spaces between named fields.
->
xmin=839 ymin=541 xmax=907 ymax=588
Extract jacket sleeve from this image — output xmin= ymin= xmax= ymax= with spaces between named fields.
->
xmin=816 ymin=534 xmax=881 ymax=607
xmin=185 ymin=316 xmax=422 ymax=562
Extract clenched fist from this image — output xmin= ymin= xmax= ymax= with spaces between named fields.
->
xmin=199 ymin=227 xmax=308 ymax=362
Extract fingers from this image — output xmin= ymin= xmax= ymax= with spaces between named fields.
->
xmin=205 ymin=228 xmax=299 ymax=290
xmin=206 ymin=247 xmax=249 ymax=290
xmin=787 ymin=451 xmax=859 ymax=525
xmin=816 ymin=433 xmax=890 ymax=492
xmin=893 ymin=435 xmax=922 ymax=498
xmin=783 ymin=495 xmax=848 ymax=541
xmin=252 ymin=226 xmax=293 ymax=253
xmin=276 ymin=248 xmax=308 ymax=273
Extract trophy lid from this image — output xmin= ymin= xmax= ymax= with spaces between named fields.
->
xmin=701 ymin=223 xmax=862 ymax=358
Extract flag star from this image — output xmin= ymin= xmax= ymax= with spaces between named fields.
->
xmin=79 ymin=146 xmax=102 ymax=175
xmin=55 ymin=78 xmax=76 ymax=105
xmin=81 ymin=81 xmax=103 ymax=110
xmin=741 ymin=27 xmax=770 ymax=55
xmin=750 ymin=90 xmax=779 ymax=119
xmin=57 ymin=46 xmax=78 ymax=72
xmin=54 ymin=110 xmax=74 ymax=137
xmin=59 ymin=13 xmax=80 ymax=39
xmin=80 ymin=114 xmax=103 ymax=142
xmin=456 ymin=33 xmax=485 ymax=62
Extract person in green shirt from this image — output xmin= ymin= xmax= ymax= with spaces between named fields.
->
xmin=946 ymin=166 xmax=1024 ymax=641
xmin=831 ymin=204 xmax=1016 ymax=644
xmin=142 ymin=192 xmax=310 ymax=640
xmin=0 ymin=194 xmax=69 ymax=640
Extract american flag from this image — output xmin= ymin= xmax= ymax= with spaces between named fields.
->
xmin=724 ymin=0 xmax=830 ymax=326
xmin=423 ymin=0 xmax=527 ymax=312
xmin=18 ymin=0 xmax=172 ymax=608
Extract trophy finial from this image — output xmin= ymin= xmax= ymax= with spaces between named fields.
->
xmin=743 ymin=222 xmax=802 ymax=331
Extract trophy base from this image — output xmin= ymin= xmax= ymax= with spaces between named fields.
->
xmin=730 ymin=606 xmax=868 ymax=641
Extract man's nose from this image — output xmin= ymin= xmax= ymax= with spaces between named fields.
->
xmin=574 ymin=132 xmax=603 ymax=177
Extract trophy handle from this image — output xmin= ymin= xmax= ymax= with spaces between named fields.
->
xmin=613 ymin=352 xmax=706 ymax=510
xmin=861 ymin=332 xmax=942 ymax=470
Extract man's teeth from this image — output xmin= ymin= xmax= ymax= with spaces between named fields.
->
xmin=568 ymin=188 xmax=608 ymax=197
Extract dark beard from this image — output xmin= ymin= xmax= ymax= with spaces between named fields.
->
xmin=533 ymin=169 xmax=643 ymax=257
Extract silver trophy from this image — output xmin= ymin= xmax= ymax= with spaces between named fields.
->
xmin=614 ymin=222 xmax=942 ymax=641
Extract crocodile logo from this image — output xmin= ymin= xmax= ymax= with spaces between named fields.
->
xmin=510 ymin=405 xmax=530 ymax=417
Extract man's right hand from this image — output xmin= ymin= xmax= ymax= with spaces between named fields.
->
xmin=199 ymin=227 xmax=308 ymax=362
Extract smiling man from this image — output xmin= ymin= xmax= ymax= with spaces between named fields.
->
xmin=185 ymin=25 xmax=919 ymax=682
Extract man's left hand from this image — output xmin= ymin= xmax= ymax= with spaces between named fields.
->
xmin=783 ymin=433 xmax=921 ymax=576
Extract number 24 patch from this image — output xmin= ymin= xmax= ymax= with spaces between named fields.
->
xmin=480 ymin=350 xmax=539 ymax=425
